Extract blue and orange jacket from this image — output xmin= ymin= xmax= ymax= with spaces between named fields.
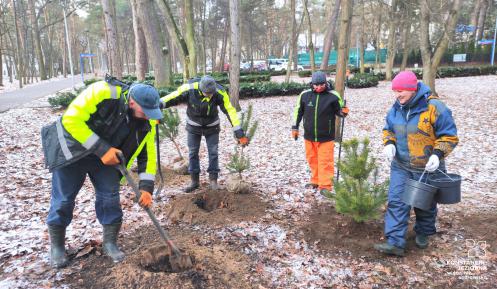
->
xmin=383 ymin=82 xmax=458 ymax=169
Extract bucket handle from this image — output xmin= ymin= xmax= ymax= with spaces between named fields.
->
xmin=418 ymin=170 xmax=427 ymax=183
xmin=436 ymin=169 xmax=455 ymax=181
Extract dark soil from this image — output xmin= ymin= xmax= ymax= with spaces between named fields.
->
xmin=56 ymin=173 xmax=271 ymax=289
xmin=52 ymin=168 xmax=497 ymax=289
xmin=298 ymin=202 xmax=385 ymax=258
xmin=165 ymin=187 xmax=270 ymax=225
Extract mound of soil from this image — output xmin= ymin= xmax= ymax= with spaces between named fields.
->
xmin=165 ymin=188 xmax=270 ymax=225
xmin=60 ymin=226 xmax=261 ymax=289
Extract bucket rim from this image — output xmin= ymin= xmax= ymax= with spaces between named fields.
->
xmin=406 ymin=178 xmax=438 ymax=190
xmin=428 ymin=173 xmax=462 ymax=182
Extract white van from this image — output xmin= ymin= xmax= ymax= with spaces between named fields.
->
xmin=268 ymin=58 xmax=304 ymax=71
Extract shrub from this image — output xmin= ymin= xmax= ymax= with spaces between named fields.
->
xmin=48 ymin=91 xmax=77 ymax=109
xmin=346 ymin=73 xmax=379 ymax=88
xmin=84 ymin=78 xmax=101 ymax=87
xmin=238 ymin=81 xmax=308 ymax=98
xmin=159 ymin=108 xmax=183 ymax=159
xmin=298 ymin=70 xmax=312 ymax=77
xmin=226 ymin=104 xmax=258 ymax=179
xmin=322 ymin=138 xmax=388 ymax=223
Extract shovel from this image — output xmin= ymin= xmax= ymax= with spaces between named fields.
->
xmin=116 ymin=152 xmax=193 ymax=272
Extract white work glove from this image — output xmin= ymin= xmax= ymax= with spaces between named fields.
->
xmin=383 ymin=144 xmax=396 ymax=163
xmin=425 ymin=155 xmax=440 ymax=172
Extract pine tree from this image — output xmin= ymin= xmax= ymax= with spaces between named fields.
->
xmin=159 ymin=108 xmax=183 ymax=159
xmin=226 ymin=147 xmax=250 ymax=178
xmin=323 ymin=138 xmax=388 ymax=223
xmin=226 ymin=104 xmax=258 ymax=179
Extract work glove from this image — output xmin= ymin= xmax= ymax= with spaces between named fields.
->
xmin=100 ymin=147 xmax=122 ymax=166
xmin=235 ymin=129 xmax=249 ymax=147
xmin=292 ymin=129 xmax=299 ymax=140
xmin=425 ymin=155 xmax=440 ymax=172
xmin=383 ymin=144 xmax=396 ymax=163
xmin=238 ymin=136 xmax=249 ymax=147
xmin=341 ymin=106 xmax=350 ymax=117
xmin=138 ymin=190 xmax=153 ymax=208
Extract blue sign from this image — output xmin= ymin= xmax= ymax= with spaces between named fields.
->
xmin=80 ymin=53 xmax=96 ymax=57
xmin=456 ymin=24 xmax=476 ymax=33
xmin=478 ymin=39 xmax=495 ymax=45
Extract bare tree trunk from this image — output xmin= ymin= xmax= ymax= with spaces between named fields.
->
xmin=136 ymin=0 xmax=169 ymax=87
xmin=61 ymin=29 xmax=67 ymax=78
xmin=184 ymin=0 xmax=197 ymax=76
xmin=219 ymin=20 xmax=228 ymax=72
xmin=335 ymin=0 xmax=353 ymax=141
xmin=321 ymin=0 xmax=341 ymax=70
xmin=470 ymin=0 xmax=482 ymax=41
xmin=285 ymin=0 xmax=296 ymax=82
xmin=0 ymin=35 xmax=3 ymax=86
xmin=43 ymin=7 xmax=55 ymax=78
xmin=229 ymin=0 xmax=241 ymax=111
xmin=385 ymin=0 xmax=398 ymax=81
xmin=303 ymin=0 xmax=315 ymax=72
xmin=156 ymin=0 xmax=191 ymax=79
xmin=400 ymin=8 xmax=411 ymax=71
xmin=110 ymin=0 xmax=123 ymax=76
xmin=419 ymin=0 xmax=461 ymax=95
xmin=101 ymin=0 xmax=122 ymax=78
xmin=27 ymin=0 xmax=46 ymax=80
xmin=359 ymin=0 xmax=365 ymax=73
xmin=475 ymin=0 xmax=489 ymax=42
xmin=374 ymin=3 xmax=383 ymax=72
xmin=199 ymin=1 xmax=207 ymax=75
xmin=131 ymin=0 xmax=147 ymax=81
xmin=11 ymin=0 xmax=24 ymax=88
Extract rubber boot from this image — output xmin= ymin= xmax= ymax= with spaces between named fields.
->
xmin=373 ymin=242 xmax=405 ymax=257
xmin=48 ymin=225 xmax=69 ymax=268
xmin=415 ymin=234 xmax=429 ymax=249
xmin=184 ymin=173 xmax=200 ymax=193
xmin=102 ymin=223 xmax=125 ymax=263
xmin=209 ymin=173 xmax=219 ymax=190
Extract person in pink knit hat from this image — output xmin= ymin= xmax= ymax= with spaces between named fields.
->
xmin=374 ymin=71 xmax=459 ymax=256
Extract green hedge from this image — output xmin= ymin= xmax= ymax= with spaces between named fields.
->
xmin=238 ymin=81 xmax=308 ymax=98
xmin=83 ymin=78 xmax=102 ymax=86
xmin=298 ymin=69 xmax=337 ymax=78
xmin=158 ymin=81 xmax=308 ymax=99
xmin=48 ymin=91 xmax=77 ymax=109
xmin=373 ymin=65 xmax=496 ymax=81
xmin=346 ymin=73 xmax=379 ymax=88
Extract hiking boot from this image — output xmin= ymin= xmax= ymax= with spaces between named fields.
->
xmin=305 ymin=183 xmax=318 ymax=189
xmin=374 ymin=242 xmax=405 ymax=257
xmin=102 ymin=223 xmax=125 ymax=263
xmin=48 ymin=225 xmax=69 ymax=268
xmin=415 ymin=234 xmax=429 ymax=249
xmin=209 ymin=173 xmax=219 ymax=190
xmin=184 ymin=173 xmax=200 ymax=193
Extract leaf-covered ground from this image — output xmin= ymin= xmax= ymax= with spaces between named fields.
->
xmin=0 ymin=75 xmax=496 ymax=288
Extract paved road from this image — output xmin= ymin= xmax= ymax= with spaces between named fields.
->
xmin=0 ymin=76 xmax=85 ymax=113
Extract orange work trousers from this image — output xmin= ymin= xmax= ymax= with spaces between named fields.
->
xmin=305 ymin=140 xmax=334 ymax=190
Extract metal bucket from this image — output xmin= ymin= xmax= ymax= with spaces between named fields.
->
xmin=428 ymin=171 xmax=462 ymax=204
xmin=402 ymin=171 xmax=438 ymax=211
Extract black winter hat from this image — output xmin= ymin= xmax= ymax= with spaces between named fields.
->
xmin=311 ymin=71 xmax=327 ymax=84
xmin=199 ymin=76 xmax=217 ymax=94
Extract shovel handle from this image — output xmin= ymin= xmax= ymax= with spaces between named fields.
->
xmin=116 ymin=152 xmax=182 ymax=256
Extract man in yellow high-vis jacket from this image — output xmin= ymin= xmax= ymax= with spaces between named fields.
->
xmin=161 ymin=76 xmax=249 ymax=192
xmin=41 ymin=79 xmax=162 ymax=268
